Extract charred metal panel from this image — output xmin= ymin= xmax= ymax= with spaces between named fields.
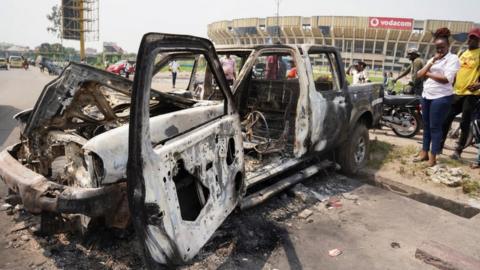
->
xmin=83 ymin=104 xmax=224 ymax=185
xmin=0 ymin=146 xmax=124 ymax=216
xmin=127 ymin=33 xmax=243 ymax=267
xmin=23 ymin=63 xmax=133 ymax=138
xmin=143 ymin=116 xmax=244 ymax=264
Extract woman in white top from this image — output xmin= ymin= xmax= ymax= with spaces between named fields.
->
xmin=415 ymin=28 xmax=460 ymax=166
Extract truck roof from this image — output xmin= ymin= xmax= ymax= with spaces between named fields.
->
xmin=215 ymin=44 xmax=339 ymax=53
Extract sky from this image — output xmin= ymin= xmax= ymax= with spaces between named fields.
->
xmin=0 ymin=0 xmax=479 ymax=53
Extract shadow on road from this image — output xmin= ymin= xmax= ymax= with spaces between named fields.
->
xmin=182 ymin=172 xmax=363 ymax=269
xmin=3 ymin=171 xmax=363 ymax=269
xmin=0 ymin=105 xmax=21 ymax=148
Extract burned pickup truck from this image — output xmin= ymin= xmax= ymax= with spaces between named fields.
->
xmin=0 ymin=33 xmax=382 ymax=267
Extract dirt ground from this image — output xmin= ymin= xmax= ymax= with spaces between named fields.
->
xmin=368 ymin=127 xmax=480 ymax=210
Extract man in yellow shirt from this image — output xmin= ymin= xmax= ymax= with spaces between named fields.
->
xmin=442 ymin=28 xmax=480 ymax=159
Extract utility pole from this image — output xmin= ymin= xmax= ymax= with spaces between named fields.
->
xmin=275 ymin=0 xmax=281 ymax=42
xmin=79 ymin=0 xmax=85 ymax=61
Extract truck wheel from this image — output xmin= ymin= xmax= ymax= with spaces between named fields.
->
xmin=338 ymin=123 xmax=369 ymax=175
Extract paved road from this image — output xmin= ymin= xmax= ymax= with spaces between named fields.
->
xmin=0 ymin=70 xmax=480 ymax=269
xmin=0 ymin=68 xmax=53 ymax=149
xmin=0 ymin=67 xmax=56 ymax=269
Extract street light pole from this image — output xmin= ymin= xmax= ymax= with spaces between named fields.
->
xmin=79 ymin=0 xmax=85 ymax=61
xmin=276 ymin=0 xmax=280 ymax=42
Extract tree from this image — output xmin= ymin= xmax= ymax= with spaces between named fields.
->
xmin=46 ymin=5 xmax=61 ymax=38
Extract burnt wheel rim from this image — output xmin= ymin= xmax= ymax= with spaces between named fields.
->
xmin=354 ymin=137 xmax=366 ymax=164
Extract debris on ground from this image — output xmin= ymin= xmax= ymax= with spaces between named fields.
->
xmin=1 ymin=203 xmax=12 ymax=211
xmin=310 ymin=190 xmax=329 ymax=202
xmin=13 ymin=204 xmax=23 ymax=213
xmin=391 ymin=242 xmax=401 ymax=249
xmin=328 ymin=248 xmax=343 ymax=257
xmin=298 ymin=209 xmax=313 ymax=219
xmin=426 ymin=165 xmax=468 ymax=187
xmin=20 ymin=235 xmax=29 ymax=241
xmin=10 ymin=221 xmax=32 ymax=233
xmin=289 ymin=183 xmax=317 ymax=203
xmin=342 ymin=192 xmax=359 ymax=201
xmin=326 ymin=197 xmax=343 ymax=209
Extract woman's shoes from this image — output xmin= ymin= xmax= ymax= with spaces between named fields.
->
xmin=413 ymin=151 xmax=429 ymax=162
xmin=428 ymin=152 xmax=437 ymax=167
xmin=413 ymin=151 xmax=436 ymax=166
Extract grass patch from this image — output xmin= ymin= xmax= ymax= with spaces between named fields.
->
xmin=437 ymin=157 xmax=468 ymax=167
xmin=368 ymin=139 xmax=418 ymax=170
xmin=462 ymin=179 xmax=480 ymax=196
xmin=345 ymin=75 xmax=406 ymax=92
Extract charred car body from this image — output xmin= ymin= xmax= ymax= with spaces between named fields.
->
xmin=0 ymin=33 xmax=383 ymax=267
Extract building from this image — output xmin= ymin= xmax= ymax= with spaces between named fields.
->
xmin=208 ymin=16 xmax=480 ymax=72
xmin=0 ymin=44 xmax=30 ymax=58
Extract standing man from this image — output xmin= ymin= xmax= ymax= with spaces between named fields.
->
xmin=220 ymin=54 xmax=236 ymax=85
xmin=169 ymin=60 xmax=180 ymax=88
xmin=346 ymin=61 xmax=369 ymax=84
xmin=393 ymin=48 xmax=425 ymax=95
xmin=442 ymin=28 xmax=480 ymax=159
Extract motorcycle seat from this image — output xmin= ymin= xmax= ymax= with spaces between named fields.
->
xmin=383 ymin=95 xmax=420 ymax=106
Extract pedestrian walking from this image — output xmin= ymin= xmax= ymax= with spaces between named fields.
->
xmin=414 ymin=28 xmax=460 ymax=166
xmin=169 ymin=60 xmax=180 ymax=88
xmin=124 ymin=61 xmax=131 ymax=79
xmin=441 ymin=27 xmax=480 ymax=160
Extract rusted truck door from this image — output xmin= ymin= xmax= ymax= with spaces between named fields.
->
xmin=127 ymin=33 xmax=245 ymax=267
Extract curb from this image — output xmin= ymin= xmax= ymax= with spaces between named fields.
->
xmin=358 ymin=171 xmax=480 ymax=219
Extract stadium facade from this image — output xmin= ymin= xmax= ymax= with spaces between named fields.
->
xmin=208 ymin=16 xmax=480 ymax=71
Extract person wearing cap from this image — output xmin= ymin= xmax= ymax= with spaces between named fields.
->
xmin=393 ymin=48 xmax=425 ymax=95
xmin=441 ymin=27 xmax=480 ymax=160
xmin=346 ymin=61 xmax=369 ymax=84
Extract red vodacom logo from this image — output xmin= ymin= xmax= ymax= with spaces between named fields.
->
xmin=368 ymin=17 xmax=413 ymax=30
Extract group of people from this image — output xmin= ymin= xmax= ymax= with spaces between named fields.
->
xmin=221 ymin=54 xmax=298 ymax=84
xmin=412 ymin=27 xmax=480 ymax=167
xmin=294 ymin=26 xmax=480 ymax=169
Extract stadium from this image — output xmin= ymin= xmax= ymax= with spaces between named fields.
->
xmin=208 ymin=16 xmax=480 ymax=72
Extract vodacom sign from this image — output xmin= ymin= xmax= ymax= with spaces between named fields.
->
xmin=368 ymin=17 xmax=413 ymax=30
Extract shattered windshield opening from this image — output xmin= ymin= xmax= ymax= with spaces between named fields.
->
xmin=150 ymin=51 xmax=226 ymax=101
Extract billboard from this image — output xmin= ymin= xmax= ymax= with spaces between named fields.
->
xmin=368 ymin=17 xmax=413 ymax=30
xmin=62 ymin=0 xmax=81 ymax=40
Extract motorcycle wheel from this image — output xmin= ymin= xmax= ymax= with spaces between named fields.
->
xmin=445 ymin=123 xmax=476 ymax=150
xmin=391 ymin=109 xmax=422 ymax=138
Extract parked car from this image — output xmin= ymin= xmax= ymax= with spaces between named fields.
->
xmin=106 ymin=60 xmax=135 ymax=76
xmin=0 ymin=33 xmax=383 ymax=268
xmin=0 ymin=58 xmax=8 ymax=70
xmin=8 ymin=56 xmax=23 ymax=68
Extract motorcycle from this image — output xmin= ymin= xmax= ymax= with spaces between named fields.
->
xmin=380 ymin=93 xmax=422 ymax=138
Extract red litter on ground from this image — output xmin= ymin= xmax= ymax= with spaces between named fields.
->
xmin=326 ymin=197 xmax=343 ymax=209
